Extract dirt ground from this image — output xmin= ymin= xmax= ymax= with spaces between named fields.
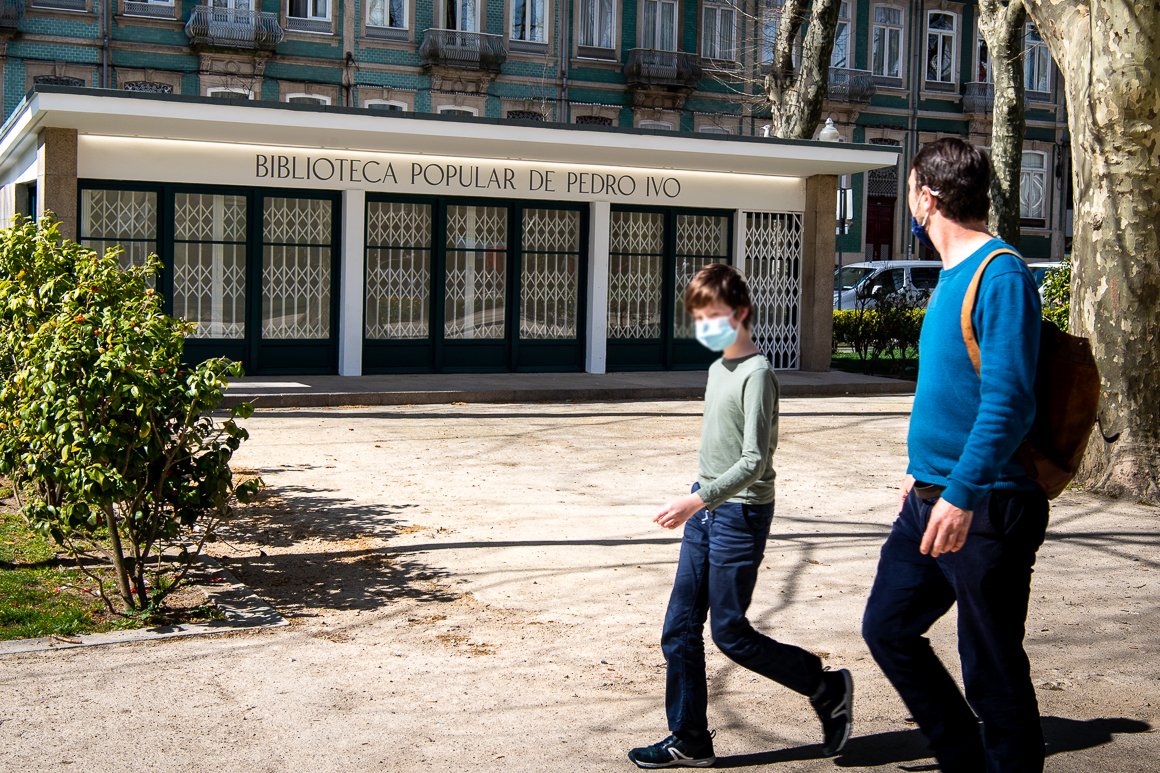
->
xmin=1 ymin=395 xmax=1157 ymax=772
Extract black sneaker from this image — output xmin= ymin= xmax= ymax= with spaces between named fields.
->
xmin=810 ymin=668 xmax=853 ymax=756
xmin=627 ymin=732 xmax=716 ymax=768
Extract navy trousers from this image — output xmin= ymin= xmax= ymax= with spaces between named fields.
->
xmin=862 ymin=487 xmax=1049 ymax=773
xmin=661 ymin=491 xmax=823 ymax=735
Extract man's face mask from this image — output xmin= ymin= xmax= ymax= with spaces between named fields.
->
xmin=694 ymin=314 xmax=739 ymax=352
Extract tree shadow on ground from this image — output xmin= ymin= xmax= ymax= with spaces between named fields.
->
xmin=211 ymin=478 xmax=458 ymax=618
xmin=714 ymin=716 xmax=1151 ymax=769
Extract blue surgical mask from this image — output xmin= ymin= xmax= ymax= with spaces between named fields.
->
xmin=695 ymin=314 xmax=739 ymax=352
xmin=911 ymin=214 xmax=937 ymax=254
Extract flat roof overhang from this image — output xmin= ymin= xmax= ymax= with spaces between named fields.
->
xmin=0 ymin=87 xmax=898 ymax=182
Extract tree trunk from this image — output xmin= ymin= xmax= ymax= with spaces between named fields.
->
xmin=765 ymin=0 xmax=841 ymax=139
xmin=1023 ymin=0 xmax=1160 ymax=502
xmin=103 ymin=504 xmax=137 ymax=608
xmin=978 ymin=0 xmax=1028 ymax=244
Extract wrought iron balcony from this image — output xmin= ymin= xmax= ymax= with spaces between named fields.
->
xmin=419 ymin=29 xmax=507 ymax=72
xmin=963 ymin=81 xmax=995 ymax=115
xmin=826 ymin=68 xmax=875 ymax=103
xmin=625 ymin=49 xmax=703 ymax=90
xmin=185 ymin=6 xmax=284 ymax=52
xmin=0 ymin=0 xmax=25 ymax=28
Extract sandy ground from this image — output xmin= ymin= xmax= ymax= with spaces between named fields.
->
xmin=1 ymin=395 xmax=1157 ymax=773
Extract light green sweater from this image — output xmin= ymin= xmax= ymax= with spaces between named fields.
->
xmin=695 ymin=352 xmax=779 ymax=510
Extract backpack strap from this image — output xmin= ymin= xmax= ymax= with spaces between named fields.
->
xmin=960 ymin=248 xmax=1022 ymax=375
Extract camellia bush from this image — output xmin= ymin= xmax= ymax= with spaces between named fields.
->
xmin=0 ymin=216 xmax=259 ymax=614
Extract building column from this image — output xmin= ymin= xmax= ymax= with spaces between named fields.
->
xmin=338 ymin=189 xmax=366 ymax=376
xmin=732 ymin=209 xmax=746 ymax=269
xmin=801 ymin=174 xmax=838 ymax=372
xmin=37 ymin=128 xmax=78 ymax=239
xmin=585 ymin=201 xmax=611 ymax=374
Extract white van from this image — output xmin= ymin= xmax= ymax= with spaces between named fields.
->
xmin=834 ymin=260 xmax=943 ymax=310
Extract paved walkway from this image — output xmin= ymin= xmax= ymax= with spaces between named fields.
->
xmin=224 ymin=369 xmax=914 ymax=408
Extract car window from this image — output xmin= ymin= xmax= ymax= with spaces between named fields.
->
xmin=910 ymin=267 xmax=940 ymax=290
xmin=877 ymin=269 xmax=904 ymax=293
xmin=835 ymin=266 xmax=875 ymax=291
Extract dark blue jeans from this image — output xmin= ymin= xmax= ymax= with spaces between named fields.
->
xmin=862 ymin=487 xmax=1049 ymax=773
xmin=661 ymin=489 xmax=823 ymax=735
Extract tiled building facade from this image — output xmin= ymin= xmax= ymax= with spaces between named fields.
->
xmin=0 ymin=0 xmax=1069 ymax=263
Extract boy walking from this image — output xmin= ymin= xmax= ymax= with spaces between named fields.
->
xmin=628 ymin=264 xmax=852 ymax=769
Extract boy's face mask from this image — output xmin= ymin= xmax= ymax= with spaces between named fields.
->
xmin=694 ymin=314 xmax=739 ymax=352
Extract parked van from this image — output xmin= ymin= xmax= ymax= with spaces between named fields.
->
xmin=834 ymin=260 xmax=943 ymax=310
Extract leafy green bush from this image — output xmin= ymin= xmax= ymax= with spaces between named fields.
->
xmin=1041 ymin=262 xmax=1070 ymax=330
xmin=833 ymin=293 xmax=926 ymax=376
xmin=0 ymin=217 xmax=259 ymax=614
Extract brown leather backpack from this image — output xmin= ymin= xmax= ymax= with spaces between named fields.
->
xmin=961 ymin=249 xmax=1101 ymax=499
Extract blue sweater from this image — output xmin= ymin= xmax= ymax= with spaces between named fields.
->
xmin=907 ymin=239 xmax=1041 ymax=510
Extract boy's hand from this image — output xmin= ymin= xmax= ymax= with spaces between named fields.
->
xmin=654 ymin=493 xmax=706 ymax=530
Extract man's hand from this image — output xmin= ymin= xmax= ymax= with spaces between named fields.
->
xmin=899 ymin=474 xmax=915 ymax=513
xmin=920 ymin=498 xmax=973 ymax=557
xmin=654 ymin=493 xmax=706 ymax=530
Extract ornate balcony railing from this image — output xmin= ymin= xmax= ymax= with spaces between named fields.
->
xmin=419 ymin=29 xmax=507 ymax=72
xmin=185 ymin=6 xmax=284 ymax=52
xmin=963 ymin=81 xmax=995 ymax=114
xmin=827 ymin=68 xmax=875 ymax=103
xmin=624 ymin=49 xmax=703 ymax=89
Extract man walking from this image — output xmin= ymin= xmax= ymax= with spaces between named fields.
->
xmin=862 ymin=138 xmax=1049 ymax=772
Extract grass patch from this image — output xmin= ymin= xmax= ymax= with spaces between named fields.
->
xmin=831 ymin=348 xmax=919 ymax=380
xmin=0 ymin=503 xmax=223 ymax=642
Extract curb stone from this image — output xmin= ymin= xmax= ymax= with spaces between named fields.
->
xmin=0 ymin=555 xmax=288 ymax=656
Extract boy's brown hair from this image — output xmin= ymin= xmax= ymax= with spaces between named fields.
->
xmin=684 ymin=263 xmax=754 ymax=329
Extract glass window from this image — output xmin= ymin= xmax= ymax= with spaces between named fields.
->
xmin=834 ymin=265 xmax=874 ymax=292
xmin=910 ymin=267 xmax=941 ymax=290
xmin=366 ymin=100 xmax=407 ymax=111
xmin=639 ymin=120 xmax=673 ymax=130
xmin=367 ymin=0 xmax=406 ymax=28
xmin=288 ymin=0 xmax=329 ymax=20
xmin=79 ymin=188 xmax=158 ymax=271
xmin=1021 ymin=151 xmax=1047 ymax=220
xmin=511 ymin=0 xmax=546 ymax=42
xmin=702 ymin=0 xmax=737 ymax=62
xmin=444 ymin=0 xmax=478 ymax=32
xmin=925 ymin=11 xmax=956 ymax=84
xmin=872 ymin=4 xmax=904 ymax=78
xmin=975 ymin=24 xmax=991 ymax=82
xmin=642 ymin=0 xmax=676 ymax=50
xmin=365 ymin=201 xmax=432 ymax=341
xmin=438 ymin=106 xmax=478 ymax=117
xmin=172 ymin=193 xmax=248 ymax=340
xmin=578 ymin=0 xmax=614 ymax=48
xmin=831 ymin=1 xmax=850 ymax=68
xmin=1024 ymin=24 xmax=1051 ymax=93
xmin=287 ymin=94 xmax=330 ymax=105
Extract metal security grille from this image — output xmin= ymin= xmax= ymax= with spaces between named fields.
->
xmin=444 ymin=204 xmax=508 ymax=340
xmin=608 ymin=211 xmax=664 ymax=339
xmin=262 ymin=197 xmax=333 ymax=340
xmin=365 ymin=201 xmax=432 ymax=340
xmin=745 ymin=211 xmax=802 ymax=369
xmin=521 ymin=208 xmax=580 ymax=340
xmin=173 ymin=193 xmax=247 ymax=339
xmin=79 ymin=189 xmax=158 ymax=269
xmin=867 ymin=138 xmax=901 ymax=198
xmin=673 ymin=214 xmax=729 ymax=338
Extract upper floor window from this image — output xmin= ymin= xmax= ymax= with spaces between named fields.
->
xmin=34 ymin=75 xmax=86 ymax=87
xmin=578 ymin=0 xmax=615 ymax=49
xmin=288 ymin=0 xmax=329 ymax=21
xmin=641 ymin=0 xmax=677 ymax=51
xmin=975 ymin=23 xmax=991 ymax=83
xmin=507 ymin=109 xmax=545 ymax=121
xmin=207 ymin=87 xmax=252 ymax=100
xmin=925 ymin=11 xmax=956 ymax=85
xmin=576 ymin=114 xmax=613 ymax=126
xmin=122 ymin=0 xmax=176 ymax=20
xmin=831 ymin=1 xmax=850 ymax=68
xmin=761 ymin=0 xmax=799 ymax=67
xmin=511 ymin=0 xmax=547 ymax=43
xmin=697 ymin=125 xmax=731 ymax=134
xmin=1021 ymin=151 xmax=1047 ymax=221
xmin=444 ymin=0 xmax=479 ymax=32
xmin=367 ymin=0 xmax=406 ymax=30
xmin=639 ymin=120 xmax=673 ymax=130
xmin=438 ymin=106 xmax=478 ymax=117
xmin=365 ymin=100 xmax=408 ymax=112
xmin=287 ymin=94 xmax=330 ymax=105
xmin=1024 ymin=24 xmax=1051 ymax=94
xmin=702 ymin=0 xmax=737 ymax=62
xmin=871 ymin=4 xmax=904 ymax=80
